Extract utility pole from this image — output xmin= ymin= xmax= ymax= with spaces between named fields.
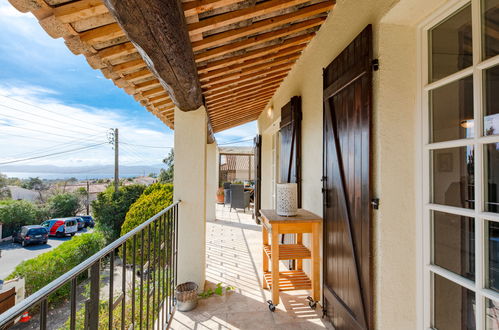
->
xmin=114 ymin=128 xmax=119 ymax=192
xmin=86 ymin=180 xmax=90 ymax=215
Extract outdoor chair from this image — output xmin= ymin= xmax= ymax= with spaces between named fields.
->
xmin=223 ymin=182 xmax=231 ymax=206
xmin=230 ymin=184 xmax=251 ymax=212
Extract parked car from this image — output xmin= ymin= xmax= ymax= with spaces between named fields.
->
xmin=77 ymin=215 xmax=95 ymax=228
xmin=12 ymin=225 xmax=48 ymax=247
xmin=41 ymin=218 xmax=78 ymax=237
xmin=74 ymin=217 xmax=85 ymax=230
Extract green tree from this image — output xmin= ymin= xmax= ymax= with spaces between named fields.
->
xmin=0 ymin=200 xmax=44 ymax=237
xmin=0 ymin=173 xmax=11 ymax=199
xmin=92 ymin=184 xmax=146 ymax=243
xmin=47 ymin=193 xmax=80 ymax=218
xmin=158 ymin=150 xmax=174 ymax=183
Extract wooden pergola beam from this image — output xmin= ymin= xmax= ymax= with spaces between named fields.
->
xmin=206 ymin=79 xmax=281 ymax=102
xmin=79 ymin=23 xmax=125 ymax=44
xmin=192 ymin=1 xmax=333 ymax=52
xmin=183 ymin=0 xmax=246 ymax=17
xmin=214 ymin=112 xmax=261 ymax=132
xmin=204 ymin=74 xmax=286 ymax=98
xmin=200 ymin=54 xmax=299 ymax=84
xmin=197 ymin=33 xmax=314 ymax=73
xmin=200 ymin=47 xmax=303 ymax=81
xmin=212 ymin=105 xmax=265 ymax=124
xmin=209 ymin=96 xmax=271 ymax=117
xmin=206 ymin=85 xmax=278 ymax=107
xmin=124 ymin=69 xmax=154 ymax=82
xmin=104 ymin=0 xmax=203 ymax=111
xmin=54 ymin=0 xmax=108 ymax=24
xmin=204 ymin=66 xmax=291 ymax=93
xmin=188 ymin=0 xmax=310 ymax=36
xmin=195 ymin=17 xmax=324 ymax=63
xmin=98 ymin=42 xmax=136 ymax=60
xmin=207 ymin=91 xmax=275 ymax=113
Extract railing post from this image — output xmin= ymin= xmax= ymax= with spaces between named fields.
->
xmin=88 ymin=261 xmax=100 ymax=330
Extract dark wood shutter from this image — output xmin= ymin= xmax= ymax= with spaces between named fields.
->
xmin=279 ymin=96 xmax=302 ymax=205
xmin=254 ymin=134 xmax=262 ymax=223
xmin=322 ymin=25 xmax=373 ymax=329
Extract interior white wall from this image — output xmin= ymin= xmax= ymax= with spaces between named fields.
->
xmin=174 ymin=106 xmax=207 ymax=289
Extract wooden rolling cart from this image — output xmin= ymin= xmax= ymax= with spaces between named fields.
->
xmin=260 ymin=209 xmax=322 ymax=312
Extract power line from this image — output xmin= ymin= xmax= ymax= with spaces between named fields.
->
xmin=0 ymin=94 xmax=110 ymax=131
xmin=2 ymin=133 xmax=105 ymax=159
xmin=120 ymin=141 xmax=173 ymax=149
xmin=0 ymin=109 xmax=104 ymax=137
xmin=0 ymin=142 xmax=108 ymax=165
xmin=1 ymin=122 xmax=103 ymax=141
xmin=0 ymin=103 xmax=108 ymax=135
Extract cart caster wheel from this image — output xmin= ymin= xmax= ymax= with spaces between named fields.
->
xmin=267 ymin=300 xmax=276 ymax=312
xmin=307 ymin=296 xmax=317 ymax=309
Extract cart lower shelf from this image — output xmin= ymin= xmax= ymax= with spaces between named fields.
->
xmin=263 ymin=270 xmax=312 ymax=291
xmin=263 ymin=244 xmax=311 ymax=260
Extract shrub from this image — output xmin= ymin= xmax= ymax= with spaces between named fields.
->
xmin=0 ymin=200 xmax=43 ymax=238
xmin=47 ymin=193 xmax=80 ymax=218
xmin=120 ymin=184 xmax=173 ymax=264
xmin=6 ymin=233 xmax=105 ymax=304
xmin=120 ymin=184 xmax=173 ymax=236
xmin=91 ymin=184 xmax=145 ymax=243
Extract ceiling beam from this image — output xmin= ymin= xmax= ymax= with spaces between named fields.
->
xmin=212 ymin=105 xmax=265 ymax=124
xmin=206 ymin=85 xmax=278 ymax=107
xmin=54 ymin=0 xmax=108 ymax=24
xmin=204 ymin=74 xmax=286 ymax=98
xmin=195 ymin=17 xmax=324 ymax=63
xmin=201 ymin=54 xmax=299 ymax=84
xmin=192 ymin=1 xmax=333 ymax=52
xmin=103 ymin=0 xmax=203 ymax=111
xmin=98 ymin=42 xmax=136 ymax=60
xmin=188 ymin=0 xmax=310 ymax=37
xmin=213 ymin=112 xmax=262 ymax=131
xmin=207 ymin=91 xmax=275 ymax=113
xmin=183 ymin=0 xmax=246 ymax=17
xmin=204 ymin=66 xmax=291 ymax=92
xmin=209 ymin=96 xmax=270 ymax=117
xmin=79 ymin=23 xmax=125 ymax=45
xmin=200 ymin=48 xmax=302 ymax=81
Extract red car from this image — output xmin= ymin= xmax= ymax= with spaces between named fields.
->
xmin=40 ymin=218 xmax=78 ymax=237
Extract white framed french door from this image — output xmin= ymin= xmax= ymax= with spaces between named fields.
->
xmin=420 ymin=0 xmax=499 ymax=328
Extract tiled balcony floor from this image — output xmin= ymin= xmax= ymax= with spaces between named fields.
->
xmin=170 ymin=204 xmax=332 ymax=330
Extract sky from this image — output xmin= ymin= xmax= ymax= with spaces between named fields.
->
xmin=0 ymin=0 xmax=256 ymax=172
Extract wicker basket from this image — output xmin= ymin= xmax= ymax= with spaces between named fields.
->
xmin=175 ymin=282 xmax=198 ymax=312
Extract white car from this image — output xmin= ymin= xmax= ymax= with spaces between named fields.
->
xmin=41 ymin=218 xmax=78 ymax=237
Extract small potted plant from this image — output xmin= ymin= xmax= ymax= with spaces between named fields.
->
xmin=216 ymin=187 xmax=224 ymax=203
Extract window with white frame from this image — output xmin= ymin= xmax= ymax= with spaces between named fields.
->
xmin=422 ymin=0 xmax=499 ymax=329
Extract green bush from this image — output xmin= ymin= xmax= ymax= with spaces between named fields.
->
xmin=92 ymin=184 xmax=146 ymax=243
xmin=120 ymin=184 xmax=173 ymax=236
xmin=6 ymin=233 xmax=105 ymax=304
xmin=47 ymin=193 xmax=80 ymax=218
xmin=0 ymin=200 xmax=45 ymax=238
xmin=120 ymin=184 xmax=173 ymax=264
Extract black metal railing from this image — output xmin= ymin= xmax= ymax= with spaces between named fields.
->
xmin=0 ymin=201 xmax=180 ymax=330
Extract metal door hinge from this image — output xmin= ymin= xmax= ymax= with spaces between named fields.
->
xmin=371 ymin=198 xmax=380 ymax=210
xmin=322 ymin=306 xmax=327 ymax=318
xmin=372 ymin=59 xmax=379 ymax=71
xmin=321 ymin=176 xmax=327 ymax=182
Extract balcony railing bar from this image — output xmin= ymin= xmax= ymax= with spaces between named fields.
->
xmin=0 ymin=201 xmax=180 ymax=329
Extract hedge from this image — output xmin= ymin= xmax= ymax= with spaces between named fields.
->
xmin=6 ymin=232 xmax=105 ymax=304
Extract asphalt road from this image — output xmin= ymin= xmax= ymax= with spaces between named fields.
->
xmin=0 ymin=228 xmax=93 ymax=280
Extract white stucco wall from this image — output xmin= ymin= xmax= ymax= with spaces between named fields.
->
xmin=174 ymin=106 xmax=207 ymax=289
xmin=256 ymin=0 xmax=450 ymax=328
xmin=206 ymin=142 xmax=218 ymax=222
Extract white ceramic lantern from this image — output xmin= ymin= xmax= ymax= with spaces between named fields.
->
xmin=276 ymin=183 xmax=298 ymax=216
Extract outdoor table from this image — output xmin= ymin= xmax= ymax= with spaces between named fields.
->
xmin=260 ymin=209 xmax=322 ymax=311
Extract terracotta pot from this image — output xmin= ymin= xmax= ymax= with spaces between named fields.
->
xmin=216 ymin=194 xmax=224 ymax=203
